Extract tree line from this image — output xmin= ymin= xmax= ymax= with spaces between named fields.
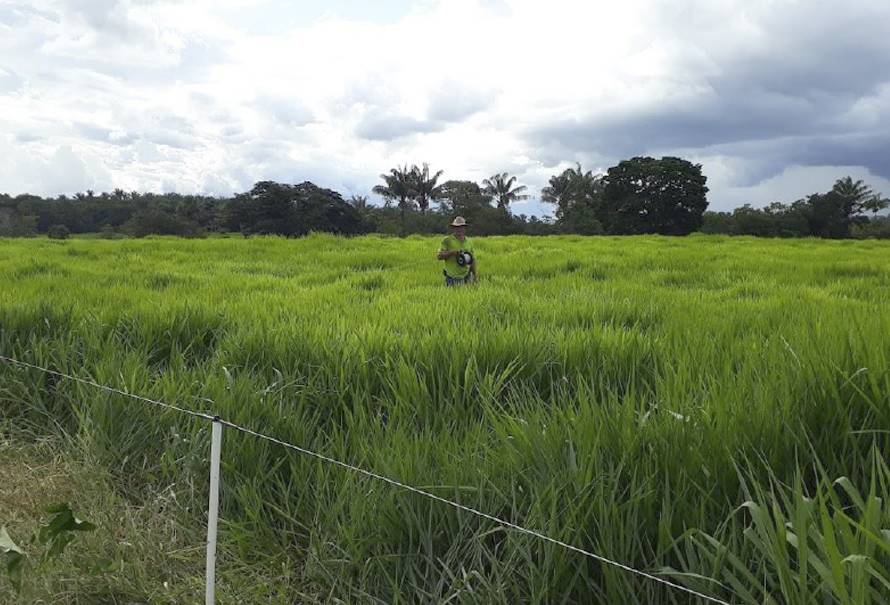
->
xmin=0 ymin=157 xmax=886 ymax=239
xmin=702 ymin=177 xmax=890 ymax=238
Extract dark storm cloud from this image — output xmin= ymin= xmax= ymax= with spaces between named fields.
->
xmin=674 ymin=130 xmax=890 ymax=188
xmin=530 ymin=93 xmax=826 ymax=158
xmin=763 ymin=133 xmax=890 ymax=182
xmin=525 ymin=1 xmax=890 ymax=181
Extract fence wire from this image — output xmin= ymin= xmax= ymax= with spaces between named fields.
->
xmin=0 ymin=355 xmax=732 ymax=605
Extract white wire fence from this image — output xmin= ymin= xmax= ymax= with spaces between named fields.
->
xmin=0 ymin=355 xmax=732 ymax=605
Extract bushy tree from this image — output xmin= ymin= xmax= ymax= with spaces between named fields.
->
xmin=229 ymin=181 xmax=296 ymax=236
xmin=700 ymin=176 xmax=887 ymax=239
xmin=291 ymin=181 xmax=371 ymax=235
xmin=851 ymin=215 xmax=890 ymax=239
xmin=802 ymin=191 xmax=855 ymax=238
xmin=700 ymin=211 xmax=734 ymax=235
xmin=224 ymin=181 xmax=369 ymax=237
xmin=440 ymin=180 xmax=492 ymax=216
xmin=0 ymin=202 xmax=37 ymax=236
xmin=123 ymin=209 xmax=202 ymax=238
xmin=47 ymin=224 xmax=70 ymax=239
xmin=601 ymin=156 xmax=709 ymax=235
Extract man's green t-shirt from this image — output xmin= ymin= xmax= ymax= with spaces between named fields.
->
xmin=439 ymin=235 xmax=474 ymax=278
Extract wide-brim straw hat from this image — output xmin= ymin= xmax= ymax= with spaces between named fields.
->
xmin=450 ymin=216 xmax=468 ymax=227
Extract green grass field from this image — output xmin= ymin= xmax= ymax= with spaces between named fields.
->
xmin=2 ymin=234 xmax=889 ymax=604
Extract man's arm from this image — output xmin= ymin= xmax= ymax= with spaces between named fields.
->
xmin=437 ymin=237 xmax=458 ymax=260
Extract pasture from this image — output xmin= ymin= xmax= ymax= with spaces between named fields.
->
xmin=2 ymin=234 xmax=889 ymax=603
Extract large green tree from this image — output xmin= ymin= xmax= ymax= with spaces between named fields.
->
xmin=438 ymin=180 xmax=517 ymax=234
xmin=439 ymin=180 xmax=492 ymax=216
xmin=290 ymin=181 xmax=370 ymax=235
xmin=601 ymin=156 xmax=709 ymax=235
xmin=224 ymin=181 xmax=368 ymax=236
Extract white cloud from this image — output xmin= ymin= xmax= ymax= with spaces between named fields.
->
xmin=0 ymin=0 xmax=888 ymax=214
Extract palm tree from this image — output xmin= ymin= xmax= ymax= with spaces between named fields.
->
xmin=565 ymin=164 xmax=602 ymax=199
xmin=409 ymin=163 xmax=444 ymax=213
xmin=831 ymin=176 xmax=888 ymax=216
xmin=862 ymin=194 xmax=890 ymax=216
xmin=541 ymin=172 xmax=572 ymax=210
xmin=482 ymin=172 xmax=529 ymax=210
xmin=373 ymin=165 xmax=414 ymax=212
xmin=832 ymin=176 xmax=873 ymax=205
xmin=541 ymin=164 xmax=601 ymax=219
xmin=373 ymin=165 xmax=415 ymax=232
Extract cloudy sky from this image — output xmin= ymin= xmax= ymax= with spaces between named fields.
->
xmin=2 ymin=0 xmax=889 ymax=215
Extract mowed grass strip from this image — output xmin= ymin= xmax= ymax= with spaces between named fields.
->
xmin=1 ymin=234 xmax=889 ymax=604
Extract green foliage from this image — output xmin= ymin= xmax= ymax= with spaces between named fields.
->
xmin=541 ymin=163 xmax=602 ymax=224
xmin=852 ymin=216 xmax=890 ymax=239
xmin=1 ymin=235 xmax=889 ymax=603
xmin=373 ymin=165 xmax=416 ymax=231
xmin=703 ymin=176 xmax=889 ymax=239
xmin=0 ymin=170 xmax=886 ymax=240
xmin=39 ymin=503 xmax=98 ymax=562
xmin=482 ymin=173 xmax=529 ymax=210
xmin=0 ymin=204 xmax=37 ymax=236
xmin=0 ymin=527 xmax=24 ymax=593
xmin=47 ymin=224 xmax=70 ymax=240
xmin=124 ymin=209 xmax=202 ymax=238
xmin=1 ymin=504 xmax=96 ymax=594
xmin=556 ymin=202 xmax=604 ymax=235
xmin=226 ymin=181 xmax=370 ymax=237
xmin=669 ymin=452 xmax=890 ymax=604
xmin=601 ymin=156 xmax=709 ymax=235
xmin=410 ymin=163 xmax=445 ymax=213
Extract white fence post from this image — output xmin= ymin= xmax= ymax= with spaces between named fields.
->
xmin=205 ymin=417 xmax=223 ymax=605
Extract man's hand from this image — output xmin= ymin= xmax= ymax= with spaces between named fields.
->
xmin=437 ymin=250 xmax=458 ymax=260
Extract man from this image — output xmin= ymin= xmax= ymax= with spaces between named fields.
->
xmin=437 ymin=216 xmax=477 ymax=286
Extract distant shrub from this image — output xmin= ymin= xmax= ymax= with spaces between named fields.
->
xmin=47 ymin=225 xmax=70 ymax=240
xmin=99 ymin=224 xmax=126 ymax=239
xmin=852 ymin=216 xmax=890 ymax=239
xmin=123 ymin=209 xmax=203 ymax=238
xmin=0 ymin=209 xmax=38 ymax=236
